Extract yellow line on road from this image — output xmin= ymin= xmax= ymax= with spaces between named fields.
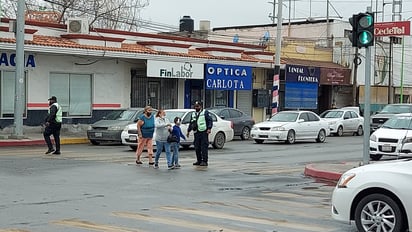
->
xmin=113 ymin=211 xmax=246 ymax=232
xmin=52 ymin=219 xmax=143 ymax=232
xmin=0 ymin=229 xmax=30 ymax=232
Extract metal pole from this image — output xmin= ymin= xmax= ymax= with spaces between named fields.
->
xmin=12 ymin=0 xmax=25 ymax=138
xmin=272 ymin=0 xmax=283 ymax=114
xmin=388 ymin=37 xmax=393 ymax=104
xmin=400 ymin=35 xmax=405 ymax=103
xmin=352 ymin=48 xmax=359 ymax=106
xmin=363 ymin=7 xmax=372 ymax=166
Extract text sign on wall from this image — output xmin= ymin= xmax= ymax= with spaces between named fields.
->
xmin=285 ymin=64 xmax=319 ymax=109
xmin=0 ymin=53 xmax=36 ymax=67
xmin=205 ymin=64 xmax=252 ymax=90
xmin=147 ymin=60 xmax=204 ymax=79
xmin=374 ymin=21 xmax=411 ymax=37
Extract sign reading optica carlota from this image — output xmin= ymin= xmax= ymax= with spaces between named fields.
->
xmin=147 ymin=60 xmax=204 ymax=79
xmin=205 ymin=64 xmax=252 ymax=90
xmin=0 ymin=53 xmax=36 ymax=67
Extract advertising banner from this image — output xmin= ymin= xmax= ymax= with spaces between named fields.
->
xmin=285 ymin=64 xmax=319 ymax=109
xmin=147 ymin=60 xmax=204 ymax=79
xmin=205 ymin=64 xmax=252 ymax=90
xmin=374 ymin=21 xmax=411 ymax=37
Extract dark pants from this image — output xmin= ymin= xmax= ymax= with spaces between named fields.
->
xmin=43 ymin=123 xmax=62 ymax=151
xmin=194 ymin=130 xmax=209 ymax=163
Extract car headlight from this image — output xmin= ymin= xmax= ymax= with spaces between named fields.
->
xmin=370 ymin=134 xmax=377 ymax=142
xmin=108 ymin=126 xmax=123 ymax=131
xmin=337 ymin=173 xmax=356 ymax=188
xmin=87 ymin=125 xmax=92 ymax=130
xmin=271 ymin=127 xmax=286 ymax=131
xmin=328 ymin=121 xmax=337 ymax=125
xmin=252 ymin=126 xmax=258 ymax=130
xmin=402 ymin=137 xmax=412 ymax=143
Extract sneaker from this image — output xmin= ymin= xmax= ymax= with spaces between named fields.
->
xmin=193 ymin=162 xmax=201 ymax=166
xmin=45 ymin=149 xmax=55 ymax=154
xmin=52 ymin=151 xmax=61 ymax=155
xmin=136 ymin=160 xmax=143 ymax=165
xmin=168 ymin=165 xmax=175 ymax=170
xmin=174 ymin=164 xmax=181 ymax=169
xmin=200 ymin=162 xmax=208 ymax=166
xmin=154 ymin=163 xmax=159 ymax=169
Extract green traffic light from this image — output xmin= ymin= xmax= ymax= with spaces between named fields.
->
xmin=359 ymin=15 xmax=373 ymax=28
xmin=359 ymin=31 xmax=373 ymax=45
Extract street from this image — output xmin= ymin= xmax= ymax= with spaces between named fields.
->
xmin=0 ymin=136 xmax=364 ymax=232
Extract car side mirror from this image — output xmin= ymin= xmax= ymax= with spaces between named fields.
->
xmin=298 ymin=119 xmax=305 ymax=123
xmin=219 ymin=115 xmax=225 ymax=119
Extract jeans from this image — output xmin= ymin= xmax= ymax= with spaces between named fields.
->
xmin=154 ymin=140 xmax=171 ymax=166
xmin=43 ymin=123 xmax=61 ymax=151
xmin=194 ymin=130 xmax=209 ymax=163
xmin=170 ymin=142 xmax=180 ymax=165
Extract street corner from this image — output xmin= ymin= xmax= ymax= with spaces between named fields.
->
xmin=304 ymin=161 xmax=360 ymax=182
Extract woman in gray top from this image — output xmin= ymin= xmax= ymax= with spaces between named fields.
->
xmin=153 ymin=109 xmax=173 ymax=169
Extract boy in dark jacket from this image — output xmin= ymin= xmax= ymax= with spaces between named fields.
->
xmin=170 ymin=117 xmax=186 ymax=169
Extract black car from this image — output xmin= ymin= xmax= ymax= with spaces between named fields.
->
xmin=207 ymin=107 xmax=255 ymax=140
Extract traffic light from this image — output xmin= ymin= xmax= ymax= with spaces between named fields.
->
xmin=348 ymin=12 xmax=374 ymax=48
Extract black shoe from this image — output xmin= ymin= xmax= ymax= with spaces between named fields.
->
xmin=193 ymin=162 xmax=201 ymax=166
xmin=200 ymin=162 xmax=208 ymax=166
xmin=52 ymin=151 xmax=61 ymax=155
xmin=45 ymin=149 xmax=55 ymax=154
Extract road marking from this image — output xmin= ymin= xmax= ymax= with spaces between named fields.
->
xmin=0 ymin=229 xmax=30 ymax=232
xmin=113 ymin=211 xmax=247 ymax=232
xmin=52 ymin=219 xmax=143 ymax=232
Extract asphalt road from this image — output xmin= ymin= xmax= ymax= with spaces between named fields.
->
xmin=0 ymin=136 xmax=364 ymax=232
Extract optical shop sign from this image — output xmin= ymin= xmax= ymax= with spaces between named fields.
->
xmin=205 ymin=64 xmax=252 ymax=90
xmin=147 ymin=60 xmax=203 ymax=79
xmin=0 ymin=52 xmax=36 ymax=67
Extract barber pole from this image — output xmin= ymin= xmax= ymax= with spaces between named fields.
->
xmin=272 ymin=74 xmax=279 ymax=114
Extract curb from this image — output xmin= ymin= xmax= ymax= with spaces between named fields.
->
xmin=304 ymin=164 xmax=343 ymax=181
xmin=0 ymin=138 xmax=89 ymax=147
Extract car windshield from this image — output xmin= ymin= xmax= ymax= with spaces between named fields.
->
xmin=321 ymin=111 xmax=343 ymax=118
xmin=380 ymin=105 xmax=412 ymax=114
xmin=117 ymin=110 xmax=140 ymax=121
xmin=269 ymin=112 xmax=298 ymax=122
xmin=382 ymin=116 xmax=412 ymax=129
xmin=103 ymin=110 xmax=125 ymax=120
xmin=165 ymin=111 xmax=187 ymax=123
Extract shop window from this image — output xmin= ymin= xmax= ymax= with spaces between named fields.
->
xmin=50 ymin=73 xmax=92 ymax=116
xmin=0 ymin=70 xmax=27 ymax=118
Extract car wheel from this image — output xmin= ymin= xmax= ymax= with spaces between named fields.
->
xmin=370 ymin=154 xmax=383 ymax=161
xmin=212 ymin=132 xmax=226 ymax=149
xmin=285 ymin=130 xmax=295 ymax=144
xmin=316 ymin=130 xmax=326 ymax=143
xmin=355 ymin=193 xmax=405 ymax=232
xmin=254 ymin=139 xmax=264 ymax=144
xmin=335 ymin=126 xmax=343 ymax=136
xmin=90 ymin=140 xmax=100 ymax=145
xmin=130 ymin=145 xmax=137 ymax=151
xmin=356 ymin=125 xmax=364 ymax=136
xmin=240 ymin=127 xmax=251 ymax=140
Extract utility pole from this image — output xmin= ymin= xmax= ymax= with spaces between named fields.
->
xmin=363 ymin=7 xmax=372 ymax=165
xmin=272 ymin=0 xmax=283 ymax=114
xmin=12 ymin=0 xmax=25 ymax=139
xmin=352 ymin=48 xmax=359 ymax=106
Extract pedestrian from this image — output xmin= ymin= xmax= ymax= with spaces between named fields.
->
xmin=153 ymin=109 xmax=173 ymax=169
xmin=135 ymin=105 xmax=155 ymax=166
xmin=186 ymin=101 xmax=213 ymax=166
xmin=43 ymin=96 xmax=62 ymax=155
xmin=170 ymin=117 xmax=186 ymax=169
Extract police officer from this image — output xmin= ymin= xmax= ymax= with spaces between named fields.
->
xmin=187 ymin=101 xmax=213 ymax=166
xmin=44 ymin=96 xmax=62 ymax=155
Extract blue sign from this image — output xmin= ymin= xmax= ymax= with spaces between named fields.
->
xmin=285 ymin=64 xmax=319 ymax=109
xmin=0 ymin=53 xmax=36 ymax=67
xmin=205 ymin=64 xmax=252 ymax=90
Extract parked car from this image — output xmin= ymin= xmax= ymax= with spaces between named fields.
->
xmin=331 ymin=159 xmax=412 ymax=232
xmin=370 ymin=113 xmax=412 ymax=161
xmin=250 ymin=110 xmax=330 ymax=144
xmin=87 ymin=108 xmax=155 ymax=145
xmin=206 ymin=107 xmax=255 ymax=140
xmin=319 ymin=108 xmax=364 ymax=136
xmin=370 ymin=103 xmax=412 ymax=133
xmin=121 ymin=109 xmax=234 ymax=150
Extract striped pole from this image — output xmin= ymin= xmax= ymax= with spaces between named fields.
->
xmin=272 ymin=73 xmax=279 ymax=114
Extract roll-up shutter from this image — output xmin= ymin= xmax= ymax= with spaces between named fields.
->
xmin=236 ymin=91 xmax=252 ymax=115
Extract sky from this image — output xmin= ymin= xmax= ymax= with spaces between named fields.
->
xmin=140 ymin=0 xmax=412 ymax=32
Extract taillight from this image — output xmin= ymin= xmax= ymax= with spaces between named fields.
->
xmin=231 ymin=121 xmax=234 ymax=129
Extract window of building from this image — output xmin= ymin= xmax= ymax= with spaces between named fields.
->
xmin=0 ymin=70 xmax=27 ymax=118
xmin=49 ymin=73 xmax=92 ymax=116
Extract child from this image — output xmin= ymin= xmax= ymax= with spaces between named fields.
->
xmin=170 ymin=117 xmax=186 ymax=169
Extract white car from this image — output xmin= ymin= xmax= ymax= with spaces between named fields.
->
xmin=331 ymin=159 xmax=412 ymax=232
xmin=320 ymin=109 xmax=364 ymax=136
xmin=121 ymin=109 xmax=234 ymax=150
xmin=251 ymin=110 xmax=330 ymax=144
xmin=370 ymin=113 xmax=412 ymax=161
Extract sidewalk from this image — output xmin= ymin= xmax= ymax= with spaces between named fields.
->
xmin=304 ymin=161 xmax=361 ymax=181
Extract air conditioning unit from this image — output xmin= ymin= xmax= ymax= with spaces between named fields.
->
xmin=67 ymin=19 xmax=89 ymax=34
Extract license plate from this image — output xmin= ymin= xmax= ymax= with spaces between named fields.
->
xmin=382 ymin=144 xmax=392 ymax=152
xmin=95 ymin=132 xmax=102 ymax=137
xmin=129 ymin=135 xmax=137 ymax=141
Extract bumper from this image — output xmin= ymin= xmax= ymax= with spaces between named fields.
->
xmin=87 ymin=130 xmax=122 ymax=142
xmin=251 ymin=130 xmax=288 ymax=141
xmin=331 ymin=187 xmax=354 ymax=223
xmin=370 ymin=140 xmax=412 ymax=156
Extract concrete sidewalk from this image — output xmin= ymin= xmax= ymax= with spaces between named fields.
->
xmin=304 ymin=161 xmax=361 ymax=182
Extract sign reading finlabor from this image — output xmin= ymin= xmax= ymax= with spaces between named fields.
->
xmin=374 ymin=21 xmax=411 ymax=37
xmin=147 ymin=60 xmax=204 ymax=79
xmin=205 ymin=64 xmax=252 ymax=90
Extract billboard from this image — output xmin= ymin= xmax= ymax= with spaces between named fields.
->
xmin=374 ymin=21 xmax=411 ymax=37
xmin=205 ymin=64 xmax=252 ymax=90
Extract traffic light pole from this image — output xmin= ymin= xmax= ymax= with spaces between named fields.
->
xmin=363 ymin=7 xmax=372 ymax=165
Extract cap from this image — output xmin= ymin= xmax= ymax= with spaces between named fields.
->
xmin=194 ymin=100 xmax=202 ymax=106
xmin=48 ymin=96 xmax=57 ymax=101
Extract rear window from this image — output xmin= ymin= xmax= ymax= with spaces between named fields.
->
xmin=380 ymin=105 xmax=412 ymax=114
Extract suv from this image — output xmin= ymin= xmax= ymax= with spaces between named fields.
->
xmin=370 ymin=104 xmax=412 ymax=133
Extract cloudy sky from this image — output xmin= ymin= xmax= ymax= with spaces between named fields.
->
xmin=140 ymin=0 xmax=412 ymax=32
